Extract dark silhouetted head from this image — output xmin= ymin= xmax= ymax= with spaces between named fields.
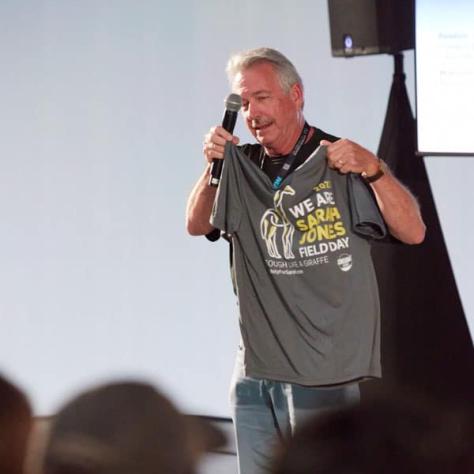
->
xmin=42 ymin=380 xmax=225 ymax=474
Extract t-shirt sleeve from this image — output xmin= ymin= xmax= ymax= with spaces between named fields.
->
xmin=210 ymin=142 xmax=242 ymax=234
xmin=347 ymin=173 xmax=387 ymax=239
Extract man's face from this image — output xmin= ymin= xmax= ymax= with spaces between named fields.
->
xmin=232 ymin=61 xmax=303 ymax=155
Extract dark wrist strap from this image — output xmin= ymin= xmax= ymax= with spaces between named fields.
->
xmin=362 ymin=159 xmax=387 ymax=183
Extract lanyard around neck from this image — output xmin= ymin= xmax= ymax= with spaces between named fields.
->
xmin=271 ymin=122 xmax=310 ymax=190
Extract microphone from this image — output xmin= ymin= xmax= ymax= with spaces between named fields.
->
xmin=209 ymin=93 xmax=242 ymax=187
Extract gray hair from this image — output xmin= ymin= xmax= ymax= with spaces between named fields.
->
xmin=226 ymin=47 xmax=304 ymax=95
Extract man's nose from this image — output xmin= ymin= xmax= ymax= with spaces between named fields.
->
xmin=246 ymin=100 xmax=261 ymax=121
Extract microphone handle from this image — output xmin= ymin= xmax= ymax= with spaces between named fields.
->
xmin=209 ymin=110 xmax=238 ymax=187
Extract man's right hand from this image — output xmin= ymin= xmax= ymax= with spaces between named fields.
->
xmin=203 ymin=126 xmax=240 ymax=163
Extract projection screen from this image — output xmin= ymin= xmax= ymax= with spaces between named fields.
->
xmin=416 ymin=0 xmax=474 ymax=155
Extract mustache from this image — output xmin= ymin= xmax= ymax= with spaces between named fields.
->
xmin=250 ymin=118 xmax=272 ymax=129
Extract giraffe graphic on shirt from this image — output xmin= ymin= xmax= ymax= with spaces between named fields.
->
xmin=260 ymin=185 xmax=296 ymax=259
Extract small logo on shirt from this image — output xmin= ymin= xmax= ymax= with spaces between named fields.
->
xmin=337 ymin=253 xmax=352 ymax=272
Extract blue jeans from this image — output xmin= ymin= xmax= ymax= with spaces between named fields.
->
xmin=230 ymin=350 xmax=360 ymax=474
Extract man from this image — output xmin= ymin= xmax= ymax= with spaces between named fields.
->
xmin=186 ymin=47 xmax=425 ymax=474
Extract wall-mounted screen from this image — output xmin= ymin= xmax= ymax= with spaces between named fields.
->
xmin=416 ymin=0 xmax=474 ymax=156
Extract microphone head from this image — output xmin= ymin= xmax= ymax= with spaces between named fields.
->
xmin=225 ymin=93 xmax=242 ymax=112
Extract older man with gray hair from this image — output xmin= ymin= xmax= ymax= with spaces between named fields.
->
xmin=186 ymin=47 xmax=425 ymax=474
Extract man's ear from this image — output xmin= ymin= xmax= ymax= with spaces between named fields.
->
xmin=290 ymin=83 xmax=304 ymax=109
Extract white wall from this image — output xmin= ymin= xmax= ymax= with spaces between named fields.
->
xmin=0 ymin=0 xmax=471 ymax=417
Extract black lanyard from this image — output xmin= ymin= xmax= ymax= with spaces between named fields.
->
xmin=271 ymin=122 xmax=310 ymax=190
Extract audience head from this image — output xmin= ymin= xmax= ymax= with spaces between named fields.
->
xmin=272 ymin=395 xmax=474 ymax=474
xmin=0 ymin=373 xmax=33 ymax=474
xmin=42 ymin=380 xmax=225 ymax=474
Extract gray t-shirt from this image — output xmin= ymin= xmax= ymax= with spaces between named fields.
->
xmin=211 ymin=143 xmax=382 ymax=386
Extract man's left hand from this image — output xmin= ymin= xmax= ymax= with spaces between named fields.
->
xmin=321 ymin=139 xmax=379 ymax=176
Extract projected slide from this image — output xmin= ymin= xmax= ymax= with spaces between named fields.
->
xmin=416 ymin=0 xmax=474 ymax=155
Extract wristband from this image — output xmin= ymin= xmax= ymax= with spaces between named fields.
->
xmin=361 ymin=159 xmax=387 ymax=183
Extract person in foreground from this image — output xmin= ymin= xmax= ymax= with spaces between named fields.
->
xmin=41 ymin=380 xmax=225 ymax=474
xmin=271 ymin=395 xmax=474 ymax=474
xmin=0 ymin=373 xmax=33 ymax=474
xmin=186 ymin=47 xmax=426 ymax=474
